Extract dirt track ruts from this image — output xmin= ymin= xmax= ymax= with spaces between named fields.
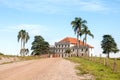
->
xmin=0 ymin=58 xmax=87 ymax=80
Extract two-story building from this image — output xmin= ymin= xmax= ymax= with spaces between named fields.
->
xmin=52 ymin=37 xmax=94 ymax=56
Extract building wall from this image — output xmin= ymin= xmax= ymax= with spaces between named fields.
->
xmin=89 ymin=48 xmax=94 ymax=56
xmin=55 ymin=42 xmax=70 ymax=53
xmin=54 ymin=42 xmax=90 ymax=56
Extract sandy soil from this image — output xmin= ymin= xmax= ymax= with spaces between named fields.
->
xmin=0 ymin=58 xmax=93 ymax=80
xmin=0 ymin=57 xmax=19 ymax=64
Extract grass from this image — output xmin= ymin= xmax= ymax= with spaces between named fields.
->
xmin=18 ymin=56 xmax=41 ymax=60
xmin=0 ymin=54 xmax=41 ymax=60
xmin=89 ymin=57 xmax=120 ymax=72
xmin=67 ymin=57 xmax=120 ymax=80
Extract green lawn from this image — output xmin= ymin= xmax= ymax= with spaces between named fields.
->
xmin=67 ymin=57 xmax=120 ymax=80
xmin=90 ymin=57 xmax=120 ymax=72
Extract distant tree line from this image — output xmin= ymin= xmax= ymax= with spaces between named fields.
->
xmin=17 ymin=17 xmax=119 ymax=57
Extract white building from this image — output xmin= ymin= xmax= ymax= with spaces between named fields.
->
xmin=53 ymin=37 xmax=94 ymax=56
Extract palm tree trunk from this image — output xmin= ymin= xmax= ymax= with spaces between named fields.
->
xmin=23 ymin=40 xmax=25 ymax=49
xmin=21 ymin=39 xmax=23 ymax=49
xmin=79 ymin=36 xmax=82 ymax=56
xmin=77 ymin=34 xmax=79 ymax=57
xmin=107 ymin=53 xmax=110 ymax=58
xmin=20 ymin=39 xmax=23 ymax=56
xmin=23 ymin=40 xmax=26 ymax=56
xmin=85 ymin=36 xmax=88 ymax=57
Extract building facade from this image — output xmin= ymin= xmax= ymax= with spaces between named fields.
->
xmin=51 ymin=37 xmax=94 ymax=56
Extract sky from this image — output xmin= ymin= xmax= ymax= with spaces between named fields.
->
xmin=0 ymin=0 xmax=120 ymax=57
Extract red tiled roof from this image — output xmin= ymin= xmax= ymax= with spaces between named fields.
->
xmin=59 ymin=37 xmax=94 ymax=48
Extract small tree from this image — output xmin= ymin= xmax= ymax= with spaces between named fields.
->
xmin=65 ymin=48 xmax=72 ymax=57
xmin=31 ymin=35 xmax=49 ymax=55
xmin=65 ymin=48 xmax=71 ymax=54
xmin=101 ymin=35 xmax=119 ymax=58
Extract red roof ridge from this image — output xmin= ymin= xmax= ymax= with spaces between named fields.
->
xmin=58 ymin=37 xmax=94 ymax=48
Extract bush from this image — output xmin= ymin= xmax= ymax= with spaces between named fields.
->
xmin=0 ymin=52 xmax=4 ymax=55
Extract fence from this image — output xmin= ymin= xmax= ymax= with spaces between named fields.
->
xmin=40 ymin=53 xmax=119 ymax=72
xmin=82 ymin=54 xmax=119 ymax=72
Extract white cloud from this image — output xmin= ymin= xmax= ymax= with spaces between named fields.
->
xmin=0 ymin=0 xmax=109 ymax=14
xmin=78 ymin=1 xmax=108 ymax=11
xmin=12 ymin=24 xmax=47 ymax=35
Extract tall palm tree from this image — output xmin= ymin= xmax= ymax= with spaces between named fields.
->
xmin=81 ymin=26 xmax=94 ymax=56
xmin=71 ymin=17 xmax=87 ymax=56
xmin=82 ymin=26 xmax=94 ymax=45
xmin=17 ymin=29 xmax=30 ymax=56
xmin=23 ymin=32 xmax=30 ymax=49
xmin=18 ymin=30 xmax=25 ymax=49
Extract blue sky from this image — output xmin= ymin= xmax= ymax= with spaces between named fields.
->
xmin=0 ymin=0 xmax=120 ymax=57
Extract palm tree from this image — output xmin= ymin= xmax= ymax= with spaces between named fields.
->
xmin=18 ymin=30 xmax=25 ymax=49
xmin=81 ymin=26 xmax=94 ymax=56
xmin=82 ymin=26 xmax=94 ymax=46
xmin=20 ymin=48 xmax=29 ymax=56
xmin=17 ymin=30 xmax=30 ymax=56
xmin=23 ymin=32 xmax=30 ymax=49
xmin=71 ymin=17 xmax=87 ymax=56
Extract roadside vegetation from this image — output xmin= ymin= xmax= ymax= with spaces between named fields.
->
xmin=0 ymin=54 xmax=40 ymax=60
xmin=0 ymin=54 xmax=41 ymax=65
xmin=67 ymin=57 xmax=120 ymax=80
xmin=70 ymin=17 xmax=120 ymax=80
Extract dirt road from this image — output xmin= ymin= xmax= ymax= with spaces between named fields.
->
xmin=0 ymin=58 xmax=90 ymax=80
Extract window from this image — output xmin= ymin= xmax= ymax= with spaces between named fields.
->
xmin=68 ymin=45 xmax=70 ymax=48
xmin=86 ymin=48 xmax=88 ymax=52
xmin=73 ymin=49 xmax=74 ymax=51
xmin=65 ymin=45 xmax=66 ymax=48
xmin=81 ymin=48 xmax=83 ymax=51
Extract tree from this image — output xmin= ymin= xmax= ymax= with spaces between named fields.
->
xmin=20 ymin=48 xmax=29 ymax=56
xmin=31 ymin=35 xmax=49 ymax=55
xmin=17 ymin=29 xmax=30 ymax=56
xmin=101 ymin=35 xmax=118 ymax=58
xmin=71 ymin=17 xmax=87 ymax=56
xmin=82 ymin=26 xmax=94 ymax=44
xmin=81 ymin=26 xmax=94 ymax=53
xmin=0 ymin=52 xmax=4 ymax=55
xmin=65 ymin=48 xmax=71 ymax=54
